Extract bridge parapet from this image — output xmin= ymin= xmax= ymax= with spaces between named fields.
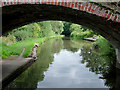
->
xmin=1 ymin=0 xmax=120 ymax=22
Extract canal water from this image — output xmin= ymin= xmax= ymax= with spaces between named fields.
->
xmin=5 ymin=38 xmax=120 ymax=89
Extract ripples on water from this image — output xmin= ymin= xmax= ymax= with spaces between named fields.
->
xmin=5 ymin=38 xmax=120 ymax=89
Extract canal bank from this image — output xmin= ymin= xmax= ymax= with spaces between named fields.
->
xmin=4 ymin=38 xmax=119 ymax=89
xmin=2 ymin=57 xmax=35 ymax=89
xmin=1 ymin=36 xmax=64 ymax=89
xmin=1 ymin=46 xmax=38 ymax=89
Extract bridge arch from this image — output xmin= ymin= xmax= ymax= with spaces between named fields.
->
xmin=2 ymin=2 xmax=120 ymax=68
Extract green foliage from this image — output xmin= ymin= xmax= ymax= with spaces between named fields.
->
xmin=32 ymin=23 xmax=41 ymax=37
xmin=69 ymin=24 xmax=82 ymax=32
xmin=62 ymin=22 xmax=72 ymax=36
xmin=10 ymin=21 xmax=63 ymax=41
xmin=60 ymin=23 xmax=97 ymax=39
xmin=51 ymin=21 xmax=64 ymax=35
xmin=1 ymin=38 xmax=46 ymax=59
xmin=13 ymin=30 xmax=31 ymax=41
xmin=61 ymin=22 xmax=97 ymax=39
xmin=11 ymin=25 xmax=33 ymax=41
xmin=2 ymin=21 xmax=65 ymax=59
xmin=1 ymin=35 xmax=63 ymax=59
xmin=70 ymin=26 xmax=95 ymax=39
xmin=71 ymin=31 xmax=92 ymax=39
xmin=1 ymin=34 xmax=16 ymax=45
xmin=38 ymin=21 xmax=54 ymax=37
xmin=1 ymin=20 xmax=102 ymax=59
xmin=94 ymin=36 xmax=115 ymax=57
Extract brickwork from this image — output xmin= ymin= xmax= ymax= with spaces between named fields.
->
xmin=1 ymin=0 xmax=120 ymax=22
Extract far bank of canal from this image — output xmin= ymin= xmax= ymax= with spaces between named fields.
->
xmin=4 ymin=37 xmax=120 ymax=89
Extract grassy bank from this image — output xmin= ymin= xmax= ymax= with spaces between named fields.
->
xmin=1 ymin=38 xmax=45 ymax=59
xmin=1 ymin=35 xmax=64 ymax=59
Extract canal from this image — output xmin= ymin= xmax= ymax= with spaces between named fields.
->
xmin=5 ymin=38 xmax=120 ymax=89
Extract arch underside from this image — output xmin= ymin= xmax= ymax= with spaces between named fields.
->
xmin=2 ymin=4 xmax=120 ymax=49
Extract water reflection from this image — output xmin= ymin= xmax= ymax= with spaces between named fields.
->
xmin=5 ymin=38 xmax=120 ymax=89
xmin=80 ymin=42 xmax=120 ymax=89
xmin=37 ymin=49 xmax=107 ymax=88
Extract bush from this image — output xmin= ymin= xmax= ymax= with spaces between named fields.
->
xmin=94 ymin=36 xmax=115 ymax=56
xmin=13 ymin=30 xmax=32 ymax=41
xmin=71 ymin=31 xmax=94 ymax=39
xmin=2 ymin=35 xmax=16 ymax=45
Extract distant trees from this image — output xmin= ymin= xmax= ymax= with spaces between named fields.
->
xmin=69 ymin=24 xmax=82 ymax=32
xmin=38 ymin=21 xmax=54 ymax=37
xmin=3 ymin=21 xmax=97 ymax=42
xmin=8 ymin=21 xmax=64 ymax=41
xmin=61 ymin=22 xmax=96 ymax=39
xmin=51 ymin=21 xmax=64 ymax=35
xmin=10 ymin=25 xmax=33 ymax=41
xmin=69 ymin=24 xmax=96 ymax=39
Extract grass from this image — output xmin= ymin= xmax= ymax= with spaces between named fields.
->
xmin=1 ymin=38 xmax=46 ymax=59
xmin=1 ymin=35 xmax=64 ymax=59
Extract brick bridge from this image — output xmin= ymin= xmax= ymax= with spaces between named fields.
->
xmin=1 ymin=0 xmax=120 ymax=68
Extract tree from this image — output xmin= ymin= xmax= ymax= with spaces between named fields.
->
xmin=32 ymin=23 xmax=41 ymax=37
xmin=69 ymin=24 xmax=82 ymax=32
xmin=38 ymin=21 xmax=55 ymax=37
xmin=51 ymin=21 xmax=64 ymax=35
xmin=62 ymin=22 xmax=72 ymax=36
